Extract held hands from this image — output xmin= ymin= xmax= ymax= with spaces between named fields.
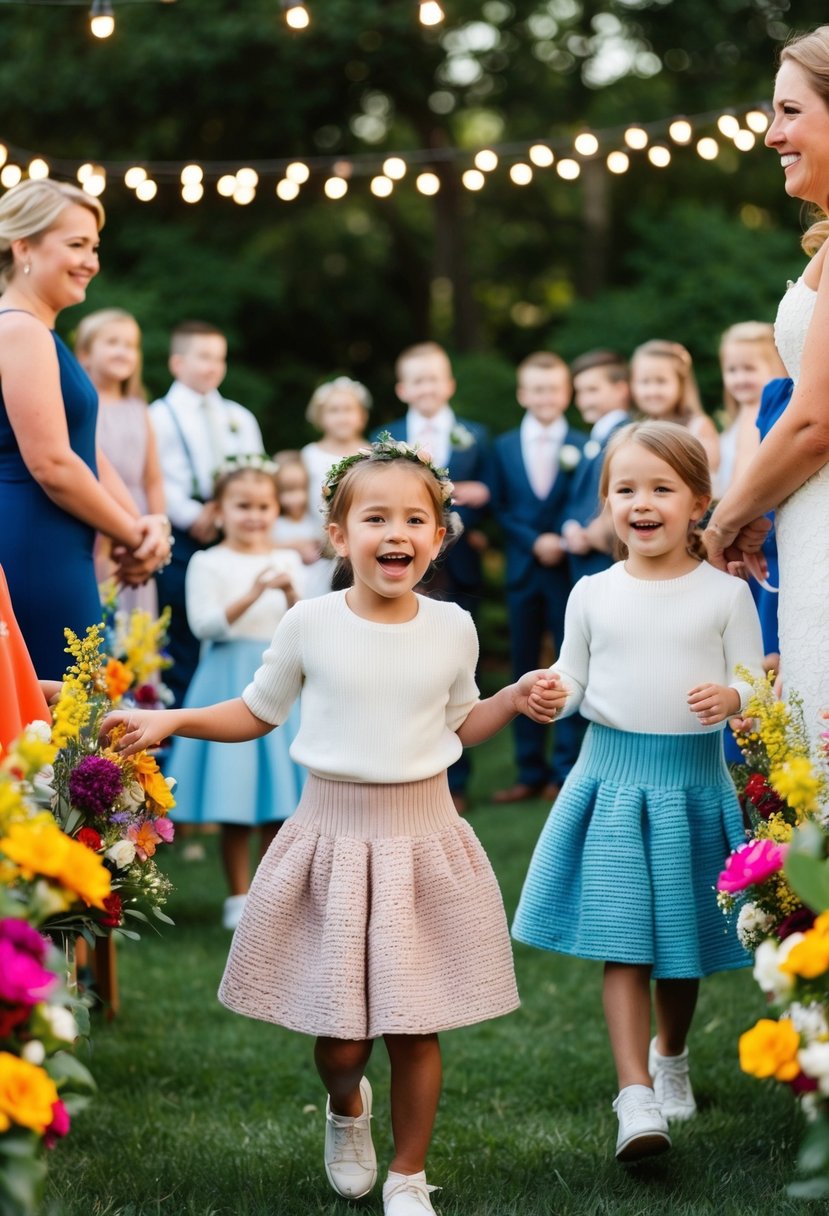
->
xmin=703 ymin=516 xmax=771 ymax=575
xmin=513 ymin=670 xmax=568 ymax=724
xmin=252 ymin=568 xmax=298 ymax=607
xmin=189 ymin=502 xmax=220 ymax=545
xmin=687 ymin=683 xmax=741 ymax=727
xmin=99 ymin=708 xmax=179 ymax=757
xmin=112 ymin=515 xmax=173 ymax=587
xmin=532 ymin=533 xmax=565 ymax=567
xmin=562 ymin=521 xmax=591 ymax=556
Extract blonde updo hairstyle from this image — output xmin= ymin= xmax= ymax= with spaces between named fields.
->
xmin=305 ymin=376 xmax=372 ymax=431
xmin=779 ymin=26 xmax=829 ymax=254
xmin=630 ymin=339 xmax=704 ymax=423
xmin=0 ymin=179 xmax=105 ymax=292
xmin=718 ymin=321 xmax=786 ymax=420
xmin=599 ymin=420 xmax=712 ymax=562
xmin=74 ymin=308 xmax=145 ymax=400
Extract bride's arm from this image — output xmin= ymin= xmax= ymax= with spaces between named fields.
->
xmin=706 ymin=248 xmax=829 ymax=561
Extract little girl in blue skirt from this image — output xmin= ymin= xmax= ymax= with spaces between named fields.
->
xmin=513 ymin=420 xmax=765 ymax=1163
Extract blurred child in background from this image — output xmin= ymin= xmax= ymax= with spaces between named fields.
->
xmin=630 ymin=339 xmax=719 ymax=472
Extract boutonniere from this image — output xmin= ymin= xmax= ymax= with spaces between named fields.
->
xmin=227 ymin=418 xmax=240 ymax=435
xmin=450 ymin=423 xmax=476 ymax=450
xmin=583 ymin=440 xmax=602 ymax=461
xmin=559 ymin=444 xmax=582 ymax=471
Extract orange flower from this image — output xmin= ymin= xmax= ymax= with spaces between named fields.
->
xmin=127 ymin=820 xmax=163 ymax=861
xmin=739 ymin=1017 xmax=801 ymax=1082
xmin=131 ymin=750 xmax=175 ymax=811
xmin=103 ymin=658 xmax=133 ymax=702
xmin=0 ymin=1052 xmax=60 ymax=1133
xmin=0 ymin=820 xmax=110 ymax=909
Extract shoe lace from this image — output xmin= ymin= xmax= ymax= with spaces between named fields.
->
xmin=658 ymin=1061 xmax=691 ymax=1104
xmin=327 ymin=1111 xmax=372 ymax=1164
xmin=385 ymin=1176 xmax=440 ymax=1209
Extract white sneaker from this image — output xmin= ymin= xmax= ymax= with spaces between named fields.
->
xmin=383 ymin=1171 xmax=439 ymax=1215
xmin=324 ymin=1077 xmax=377 ymax=1199
xmin=222 ymin=894 xmax=247 ymax=930
xmin=612 ymin=1084 xmax=671 ymax=1162
xmin=649 ymin=1038 xmax=697 ymax=1120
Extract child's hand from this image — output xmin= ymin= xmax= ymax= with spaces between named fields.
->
xmin=532 ymin=534 xmax=565 ymax=567
xmin=100 ymin=709 xmax=177 ymax=757
xmin=514 ymin=670 xmax=567 ymax=723
xmin=296 ymin=539 xmax=323 ymax=564
xmin=687 ymin=683 xmax=741 ymax=727
xmin=451 ymin=480 xmax=490 ymax=508
xmin=562 ymin=521 xmax=590 ymax=556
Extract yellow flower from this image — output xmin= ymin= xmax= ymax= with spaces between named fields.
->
xmin=51 ymin=674 xmax=92 ymax=748
xmin=117 ymin=606 xmax=171 ymax=685
xmin=0 ymin=819 xmax=110 ymax=908
xmin=780 ymin=915 xmax=829 ymax=979
xmin=1 ymin=729 xmax=57 ymax=780
xmin=0 ymin=1052 xmax=59 ymax=1133
xmin=739 ymin=1017 xmax=801 ymax=1081
xmin=770 ymin=756 xmax=824 ymax=815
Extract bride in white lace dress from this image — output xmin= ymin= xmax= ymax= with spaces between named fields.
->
xmin=705 ymin=26 xmax=829 ymax=741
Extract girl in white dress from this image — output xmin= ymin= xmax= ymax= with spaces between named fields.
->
xmin=714 ymin=322 xmax=786 ymax=498
xmin=301 ymin=376 xmax=371 ymax=502
xmin=168 ymin=460 xmax=306 ymax=930
xmin=102 ymin=438 xmax=558 ymax=1216
xmin=705 ymin=26 xmax=829 ymax=742
xmin=631 ymin=339 xmax=720 ymax=473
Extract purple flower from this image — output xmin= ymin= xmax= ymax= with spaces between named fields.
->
xmin=0 ymin=921 xmax=57 ymax=1004
xmin=68 ymin=755 xmax=123 ymax=818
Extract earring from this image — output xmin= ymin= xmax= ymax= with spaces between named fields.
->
xmin=22 ymin=262 xmax=31 ymax=276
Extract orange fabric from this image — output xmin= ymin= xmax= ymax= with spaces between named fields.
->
xmin=0 ymin=565 xmax=50 ymax=753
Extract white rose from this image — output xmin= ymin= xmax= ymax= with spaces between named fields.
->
xmin=753 ymin=936 xmax=800 ymax=1000
xmin=583 ymin=440 xmax=602 ymax=461
xmin=790 ymin=1001 xmax=829 ymax=1041
xmin=106 ymin=839 xmax=137 ymax=869
xmin=21 ymin=1040 xmax=46 ymax=1065
xmin=737 ymin=902 xmax=775 ymax=949
xmin=559 ymin=444 xmax=582 ymax=471
xmin=25 ymin=719 xmax=53 ymax=742
xmin=798 ymin=1042 xmax=829 ymax=1092
xmin=42 ymin=1004 xmax=78 ymax=1042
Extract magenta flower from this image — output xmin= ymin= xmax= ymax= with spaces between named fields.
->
xmin=0 ymin=918 xmax=48 ymax=962
xmin=717 ymin=840 xmax=788 ymax=894
xmin=68 ymin=755 xmax=123 ymax=817
xmin=153 ymin=817 xmax=175 ymax=843
xmin=45 ymin=1099 xmax=71 ymax=1148
xmin=0 ymin=940 xmax=57 ymax=1005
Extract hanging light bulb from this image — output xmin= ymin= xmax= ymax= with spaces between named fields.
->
xmin=324 ymin=177 xmax=348 ymax=199
xmin=509 ymin=163 xmax=533 ymax=186
xmin=606 ymin=151 xmax=629 ymax=174
xmin=181 ymin=183 xmax=204 ymax=204
xmin=286 ymin=161 xmax=310 ymax=184
xmin=574 ymin=132 xmax=599 ymax=157
xmin=281 ymin=0 xmax=310 ymax=29
xmin=415 ymin=172 xmax=440 ymax=195
xmin=276 ymin=179 xmax=300 ymax=201
xmin=696 ymin=137 xmax=719 ymax=160
xmin=733 ymin=129 xmax=756 ymax=152
xmin=180 ymin=164 xmax=203 ymax=187
xmin=529 ymin=144 xmax=554 ymax=168
xmin=556 ymin=158 xmax=580 ymax=180
xmin=82 ymin=166 xmax=107 ymax=197
xmin=217 ymin=175 xmax=237 ymax=197
xmin=124 ymin=166 xmax=147 ymax=189
xmin=745 ymin=109 xmax=770 ymax=134
xmin=135 ymin=179 xmax=158 ymax=202
xmin=474 ymin=149 xmax=498 ymax=172
xmin=0 ymin=145 xmax=7 ymax=169
xmin=623 ymin=126 xmax=649 ymax=151
xmin=0 ymin=165 xmax=22 ymax=188
xmin=28 ymin=158 xmax=49 ymax=180
xmin=383 ymin=157 xmax=407 ymax=180
xmin=461 ymin=169 xmax=485 ymax=191
xmin=668 ymin=119 xmax=693 ymax=145
xmin=717 ymin=113 xmax=740 ymax=139
xmin=89 ymin=0 xmax=115 ymax=39
xmin=370 ymin=175 xmax=394 ymax=197
xmin=647 ymin=146 xmax=671 ymax=168
xmin=419 ymin=1 xmax=444 ymax=26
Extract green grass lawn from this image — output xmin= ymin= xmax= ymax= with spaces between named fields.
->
xmin=47 ymin=726 xmax=806 ymax=1215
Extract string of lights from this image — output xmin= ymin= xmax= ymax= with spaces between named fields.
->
xmin=0 ymin=103 xmax=771 ymax=205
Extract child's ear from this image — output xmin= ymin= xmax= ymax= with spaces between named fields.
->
xmin=690 ymin=493 xmax=712 ymax=525
xmin=327 ymin=521 xmax=348 ymax=557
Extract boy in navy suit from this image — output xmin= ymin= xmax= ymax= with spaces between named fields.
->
xmin=490 ymin=352 xmax=586 ymax=803
xmin=375 ymin=341 xmax=490 ymax=813
xmin=561 ymin=350 xmax=631 ymax=582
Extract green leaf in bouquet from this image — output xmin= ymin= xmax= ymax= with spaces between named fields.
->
xmin=42 ymin=1051 xmax=96 ymax=1094
xmin=796 ymin=1116 xmax=829 ymax=1175
xmin=112 ymin=926 xmax=141 ymax=941
xmin=0 ymin=1153 xmax=47 ymax=1216
xmin=788 ymin=1176 xmax=829 ymax=1199
xmin=59 ymin=1092 xmax=93 ymax=1118
xmin=61 ymin=807 xmax=84 ymax=836
xmin=0 ymin=1132 xmax=40 ymax=1162
xmin=151 ymin=906 xmax=175 ymax=925
xmin=785 ymin=821 xmax=829 ymax=913
xmin=123 ymin=908 xmax=150 ymax=923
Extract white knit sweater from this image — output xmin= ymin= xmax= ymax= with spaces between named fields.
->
xmin=553 ymin=561 xmax=765 ymax=733
xmin=243 ymin=591 xmax=480 ymax=782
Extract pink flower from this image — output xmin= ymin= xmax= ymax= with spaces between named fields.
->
xmin=717 ymin=840 xmax=788 ymax=894
xmin=153 ymin=817 xmax=175 ymax=843
xmin=45 ymin=1099 xmax=71 ymax=1148
xmin=0 ymin=940 xmax=57 ymax=1006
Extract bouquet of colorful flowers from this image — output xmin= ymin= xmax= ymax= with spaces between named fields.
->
xmin=43 ymin=622 xmax=176 ymax=943
xmin=99 ymin=585 xmax=173 ymax=710
xmin=717 ymin=670 xmax=829 ymax=1196
xmin=0 ymin=731 xmax=101 ymax=1216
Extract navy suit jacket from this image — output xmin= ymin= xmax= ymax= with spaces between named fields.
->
xmin=565 ymin=416 xmax=630 ymax=581
xmin=372 ymin=415 xmax=490 ymax=591
xmin=490 ymin=425 xmax=586 ymax=589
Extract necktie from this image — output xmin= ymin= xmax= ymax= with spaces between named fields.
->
xmin=201 ymin=397 xmax=226 ymax=477
xmin=530 ymin=432 xmax=556 ymax=499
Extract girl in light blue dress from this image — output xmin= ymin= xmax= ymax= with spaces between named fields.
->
xmin=169 ymin=460 xmax=306 ymax=928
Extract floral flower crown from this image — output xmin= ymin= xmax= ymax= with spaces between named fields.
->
xmin=213 ymin=452 xmax=279 ymax=483
xmin=321 ymin=431 xmax=455 ymax=508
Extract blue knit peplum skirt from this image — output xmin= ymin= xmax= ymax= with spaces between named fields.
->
xmin=512 ymin=724 xmax=750 ymax=979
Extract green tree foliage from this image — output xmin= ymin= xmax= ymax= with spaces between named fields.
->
xmin=0 ymin=0 xmax=824 ymax=444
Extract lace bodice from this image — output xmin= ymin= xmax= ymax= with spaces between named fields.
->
xmin=774 ymin=277 xmax=817 ymax=384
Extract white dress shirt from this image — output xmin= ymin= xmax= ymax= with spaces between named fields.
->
xmin=406 ymin=405 xmax=455 ymax=470
xmin=590 ymin=408 xmax=630 ymax=444
xmin=520 ymin=414 xmax=567 ymax=500
xmin=149 ymin=381 xmax=264 ymax=530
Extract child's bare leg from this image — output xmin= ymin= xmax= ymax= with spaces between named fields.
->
xmin=603 ymin=962 xmax=652 ymax=1089
xmin=315 ymin=1036 xmax=374 ymax=1116
xmin=258 ymin=820 xmax=281 ymax=860
xmin=220 ymin=823 xmax=252 ymax=896
xmin=384 ymin=1032 xmax=442 ymax=1175
xmin=654 ymin=978 xmax=699 ymax=1055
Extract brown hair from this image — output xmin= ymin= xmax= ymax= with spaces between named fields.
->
xmin=170 ymin=319 xmax=226 ymax=356
xmin=395 ymin=340 xmax=452 ymax=380
xmin=718 ymin=322 xmax=787 ymax=419
xmin=305 ymin=376 xmax=372 ymax=429
xmin=212 ymin=464 xmax=278 ymax=506
xmin=599 ymin=420 xmax=711 ymax=561
xmin=780 ymin=26 xmax=829 ymax=254
xmin=570 ymin=349 xmax=629 ymax=384
xmin=516 ymin=350 xmax=570 ymax=381
xmin=0 ymin=179 xmax=104 ymax=292
xmin=74 ymin=308 xmax=145 ymax=400
xmin=630 ymin=339 xmax=704 ymax=422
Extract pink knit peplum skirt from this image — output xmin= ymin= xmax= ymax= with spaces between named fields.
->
xmin=218 ymin=772 xmax=520 ymax=1039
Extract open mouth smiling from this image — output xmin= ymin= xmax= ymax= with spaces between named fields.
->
xmin=377 ymin=552 xmax=413 ymax=568
xmin=631 ymin=521 xmax=661 ymax=533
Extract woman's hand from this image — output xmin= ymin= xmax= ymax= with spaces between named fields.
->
xmin=100 ymin=708 xmax=179 ymax=757
xmin=703 ymin=515 xmax=771 ymax=574
xmin=134 ymin=514 xmax=172 ymax=563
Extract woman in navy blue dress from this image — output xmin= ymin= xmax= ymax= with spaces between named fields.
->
xmin=0 ymin=180 xmax=171 ymax=678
